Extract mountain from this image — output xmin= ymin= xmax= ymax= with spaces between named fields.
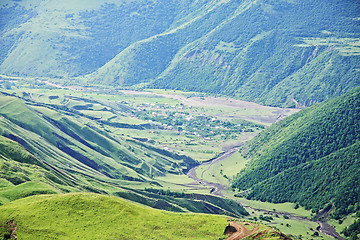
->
xmin=232 ymin=86 xmax=360 ymax=220
xmin=1 ymin=0 xmax=360 ymax=107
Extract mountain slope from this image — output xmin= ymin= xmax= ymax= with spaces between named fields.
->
xmin=232 ymin=86 xmax=360 ymax=219
xmin=0 ymin=95 xmax=194 ymax=182
xmin=0 ymin=0 xmax=180 ymax=78
xmin=1 ymin=0 xmax=360 ymax=107
xmin=150 ymin=0 xmax=360 ymax=107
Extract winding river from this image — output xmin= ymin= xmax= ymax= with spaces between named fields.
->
xmin=186 ymin=147 xmax=345 ymax=240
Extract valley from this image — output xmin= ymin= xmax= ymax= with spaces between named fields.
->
xmin=0 ymin=79 xmax=305 ymax=239
xmin=1 ymin=0 xmax=360 ymax=239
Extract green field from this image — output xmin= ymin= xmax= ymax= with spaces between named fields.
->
xmin=247 ymin=209 xmax=332 ymax=240
xmin=196 ymin=149 xmax=250 ymax=185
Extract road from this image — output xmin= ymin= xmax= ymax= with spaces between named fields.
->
xmin=186 ymin=147 xmax=345 ymax=240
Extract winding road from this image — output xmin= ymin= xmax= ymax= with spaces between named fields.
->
xmin=186 ymin=147 xmax=345 ymax=240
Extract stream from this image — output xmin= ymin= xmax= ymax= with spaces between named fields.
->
xmin=186 ymin=147 xmax=345 ymax=240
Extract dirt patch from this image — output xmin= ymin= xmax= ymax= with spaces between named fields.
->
xmin=1 ymin=220 xmax=18 ymax=239
xmin=225 ymin=221 xmax=260 ymax=240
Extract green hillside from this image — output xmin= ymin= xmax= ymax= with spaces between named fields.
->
xmin=0 ymin=95 xmax=194 ymax=182
xmin=0 ymin=193 xmax=229 ymax=240
xmin=232 ymin=86 xmax=360 ymax=219
xmin=0 ymin=193 xmax=291 ymax=240
xmin=1 ymin=0 xmax=360 ymax=106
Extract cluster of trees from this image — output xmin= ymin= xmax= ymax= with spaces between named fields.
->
xmin=342 ymin=219 xmax=360 ymax=240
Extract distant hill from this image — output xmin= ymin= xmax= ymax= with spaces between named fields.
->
xmin=232 ymin=86 xmax=360 ymax=219
xmin=1 ymin=0 xmax=360 ymax=107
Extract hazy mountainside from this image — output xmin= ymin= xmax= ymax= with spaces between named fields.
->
xmin=1 ymin=0 xmax=360 ymax=107
xmin=0 ymin=93 xmax=249 ymax=217
xmin=0 ymin=0 xmax=220 ymax=78
xmin=151 ymin=0 xmax=360 ymax=107
xmin=232 ymin=86 xmax=360 ymax=219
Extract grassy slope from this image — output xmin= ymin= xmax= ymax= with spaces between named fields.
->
xmin=0 ymin=134 xmax=66 ymax=204
xmin=0 ymin=193 xmax=228 ymax=240
xmin=0 ymin=0 xmax=180 ymax=78
xmin=0 ymin=94 xmax=197 ymax=181
xmin=232 ymin=86 xmax=360 ymax=218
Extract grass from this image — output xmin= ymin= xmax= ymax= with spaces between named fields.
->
xmin=0 ymin=192 xmax=229 ymax=240
xmin=196 ymin=151 xmax=249 ymax=185
xmin=234 ymin=197 xmax=313 ymax=219
xmin=155 ymin=174 xmax=195 ymax=185
xmin=328 ymin=213 xmax=357 ymax=236
xmin=0 ymin=181 xmax=57 ymax=205
xmin=221 ymin=152 xmax=249 ymax=177
xmin=245 ymin=210 xmax=333 ymax=240
xmin=153 ymin=174 xmax=212 ymax=194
